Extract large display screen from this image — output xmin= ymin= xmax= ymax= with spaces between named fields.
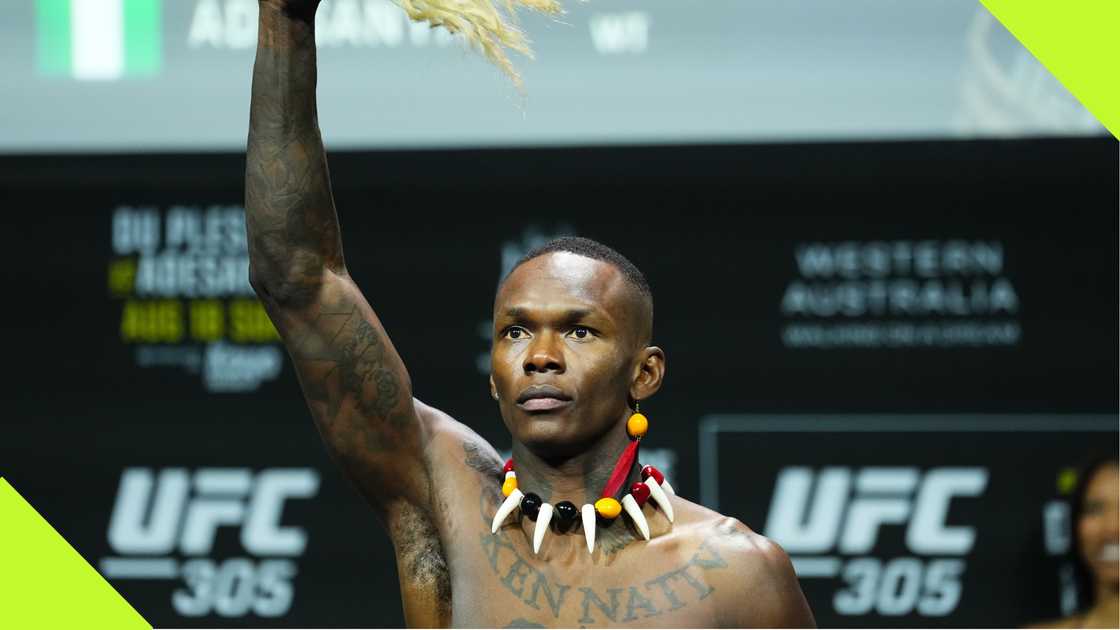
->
xmin=1 ymin=136 xmax=1116 ymax=626
xmin=1 ymin=0 xmax=1108 ymax=153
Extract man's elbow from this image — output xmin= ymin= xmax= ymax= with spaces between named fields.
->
xmin=249 ymin=259 xmax=326 ymax=309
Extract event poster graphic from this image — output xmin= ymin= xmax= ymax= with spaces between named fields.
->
xmin=780 ymin=239 xmax=1022 ymax=349
xmin=109 ymin=205 xmax=283 ymax=393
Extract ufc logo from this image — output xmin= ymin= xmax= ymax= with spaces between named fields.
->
xmin=108 ymin=468 xmax=319 ymax=556
xmin=764 ymin=467 xmax=988 ymax=555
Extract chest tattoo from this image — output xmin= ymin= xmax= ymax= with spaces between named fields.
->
xmin=479 ymin=528 xmax=729 ymax=624
xmin=470 ymin=445 xmax=730 ymax=625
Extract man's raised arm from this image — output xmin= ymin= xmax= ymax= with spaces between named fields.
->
xmin=245 ymin=0 xmax=431 ymax=512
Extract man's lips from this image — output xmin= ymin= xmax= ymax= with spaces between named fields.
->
xmin=520 ymin=397 xmax=571 ymax=411
xmin=516 ymin=385 xmax=572 ymax=411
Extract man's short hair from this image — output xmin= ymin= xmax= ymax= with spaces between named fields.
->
xmin=502 ymin=236 xmax=654 ymax=339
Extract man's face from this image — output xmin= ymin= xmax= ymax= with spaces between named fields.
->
xmin=490 ymin=252 xmax=646 ymax=456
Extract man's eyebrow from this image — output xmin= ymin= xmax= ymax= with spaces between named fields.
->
xmin=562 ymin=308 xmax=594 ymax=321
xmin=499 ymin=307 xmax=598 ymax=321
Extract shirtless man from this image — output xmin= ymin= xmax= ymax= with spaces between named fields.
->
xmin=245 ymin=1 xmax=815 ymax=626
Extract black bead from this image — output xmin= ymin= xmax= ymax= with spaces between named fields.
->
xmin=554 ymin=501 xmax=578 ymax=532
xmin=520 ymin=493 xmax=542 ymax=520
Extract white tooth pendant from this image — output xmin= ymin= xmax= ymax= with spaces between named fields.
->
xmin=533 ymin=503 xmax=554 ymax=554
xmin=646 ymin=480 xmax=674 ymax=523
xmin=640 ymin=465 xmax=675 ymax=519
xmin=621 ymin=494 xmax=650 ymax=541
xmin=581 ymin=504 xmax=596 ymax=553
xmin=491 ymin=488 xmax=523 ymax=534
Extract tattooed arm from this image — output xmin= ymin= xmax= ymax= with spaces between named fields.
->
xmin=245 ymin=0 xmax=431 ymax=511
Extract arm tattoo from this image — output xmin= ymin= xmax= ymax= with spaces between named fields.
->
xmin=284 ymin=298 xmax=413 ymax=458
xmin=245 ymin=6 xmax=343 ymax=308
xmin=332 ymin=312 xmax=402 ymax=424
xmin=243 ymin=9 xmax=417 ymax=470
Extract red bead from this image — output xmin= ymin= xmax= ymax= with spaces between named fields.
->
xmin=503 ymin=458 xmax=515 ymax=474
xmin=630 ymin=482 xmax=651 ymax=506
xmin=641 ymin=465 xmax=664 ymax=485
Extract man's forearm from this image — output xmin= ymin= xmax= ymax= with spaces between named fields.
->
xmin=245 ymin=3 xmax=343 ymax=307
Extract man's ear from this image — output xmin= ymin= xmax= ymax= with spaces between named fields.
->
xmin=489 ymin=374 xmax=499 ymax=401
xmin=629 ymin=346 xmax=665 ymax=403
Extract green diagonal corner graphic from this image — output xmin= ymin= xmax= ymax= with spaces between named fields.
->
xmin=0 ymin=478 xmax=150 ymax=629
xmin=979 ymin=0 xmax=1119 ymax=139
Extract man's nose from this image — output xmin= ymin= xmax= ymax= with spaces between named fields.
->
xmin=524 ymin=333 xmax=565 ymax=374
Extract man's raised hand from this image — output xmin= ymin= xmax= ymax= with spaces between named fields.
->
xmin=259 ymin=0 xmax=321 ymax=20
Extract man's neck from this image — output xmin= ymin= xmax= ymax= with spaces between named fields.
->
xmin=510 ymin=420 xmax=640 ymax=508
xmin=508 ymin=419 xmax=650 ymax=553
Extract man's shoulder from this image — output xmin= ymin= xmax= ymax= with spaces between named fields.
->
xmin=710 ymin=517 xmax=790 ymax=575
xmin=672 ymin=502 xmax=793 ymax=581
xmin=664 ymin=500 xmax=816 ymax=627
xmin=414 ymin=399 xmax=504 ymax=476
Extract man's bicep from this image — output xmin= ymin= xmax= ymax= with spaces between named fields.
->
xmin=264 ymin=269 xmax=430 ymax=506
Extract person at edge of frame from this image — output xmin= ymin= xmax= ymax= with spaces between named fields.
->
xmin=1027 ymin=455 xmax=1119 ymax=630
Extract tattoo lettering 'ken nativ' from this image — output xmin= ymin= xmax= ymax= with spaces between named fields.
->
xmin=479 ymin=530 xmax=728 ymax=624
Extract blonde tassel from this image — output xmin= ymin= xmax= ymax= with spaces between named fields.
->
xmin=393 ymin=0 xmax=564 ymax=88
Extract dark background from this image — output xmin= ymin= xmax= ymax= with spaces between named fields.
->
xmin=0 ymin=136 xmax=1117 ymax=627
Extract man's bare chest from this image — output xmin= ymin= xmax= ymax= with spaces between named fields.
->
xmin=447 ymin=525 xmax=731 ymax=628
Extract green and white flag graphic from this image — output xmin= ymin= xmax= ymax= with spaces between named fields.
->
xmin=36 ymin=0 xmax=161 ymax=80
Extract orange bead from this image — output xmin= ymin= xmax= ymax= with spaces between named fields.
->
xmin=626 ymin=413 xmax=648 ymax=439
xmin=595 ymin=497 xmax=622 ymax=519
xmin=502 ymin=476 xmax=518 ymax=497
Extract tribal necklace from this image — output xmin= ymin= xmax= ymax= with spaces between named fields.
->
xmin=489 ymin=407 xmax=676 ymax=554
